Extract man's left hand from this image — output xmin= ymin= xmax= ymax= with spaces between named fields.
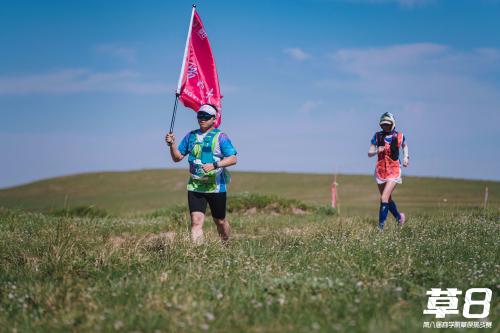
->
xmin=202 ymin=164 xmax=215 ymax=172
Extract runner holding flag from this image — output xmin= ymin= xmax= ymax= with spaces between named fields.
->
xmin=165 ymin=6 xmax=237 ymax=243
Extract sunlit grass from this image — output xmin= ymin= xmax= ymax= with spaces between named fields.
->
xmin=1 ymin=202 xmax=498 ymax=332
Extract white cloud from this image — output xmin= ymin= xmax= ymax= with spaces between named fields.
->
xmin=95 ymin=44 xmax=137 ymax=63
xmin=326 ymin=0 xmax=435 ymax=7
xmin=298 ymin=100 xmax=324 ymax=113
xmin=377 ymin=0 xmax=434 ymax=7
xmin=322 ymin=43 xmax=500 ymax=108
xmin=284 ymin=48 xmax=311 ymax=61
xmin=331 ymin=43 xmax=448 ymax=71
xmin=0 ymin=69 xmax=171 ymax=95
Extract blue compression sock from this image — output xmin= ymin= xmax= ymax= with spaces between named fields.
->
xmin=379 ymin=202 xmax=390 ymax=229
xmin=388 ymin=200 xmax=401 ymax=221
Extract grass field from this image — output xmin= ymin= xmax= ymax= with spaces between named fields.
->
xmin=1 ymin=169 xmax=499 ymax=216
xmin=0 ymin=170 xmax=499 ymax=332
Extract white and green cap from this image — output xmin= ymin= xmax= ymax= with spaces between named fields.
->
xmin=379 ymin=112 xmax=396 ymax=130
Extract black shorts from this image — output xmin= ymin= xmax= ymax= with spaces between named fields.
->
xmin=188 ymin=191 xmax=227 ymax=219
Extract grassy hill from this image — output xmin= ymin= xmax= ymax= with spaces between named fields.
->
xmin=0 ymin=169 xmax=498 ymax=216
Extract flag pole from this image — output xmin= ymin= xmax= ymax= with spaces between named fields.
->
xmin=168 ymin=95 xmax=179 ymax=133
xmin=331 ymin=165 xmax=339 ymax=213
xmin=483 ymin=186 xmax=489 ymax=209
xmin=169 ymin=4 xmax=197 ymax=134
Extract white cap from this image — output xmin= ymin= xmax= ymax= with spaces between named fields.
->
xmin=379 ymin=112 xmax=396 ymax=130
xmin=198 ymin=104 xmax=217 ymax=116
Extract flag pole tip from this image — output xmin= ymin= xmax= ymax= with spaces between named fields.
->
xmin=192 ymin=4 xmax=197 ymax=8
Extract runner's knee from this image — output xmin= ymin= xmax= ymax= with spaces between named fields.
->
xmin=381 ymin=193 xmax=391 ymax=203
xmin=191 ymin=213 xmax=204 ymax=227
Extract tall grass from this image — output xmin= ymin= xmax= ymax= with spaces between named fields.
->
xmin=0 ymin=201 xmax=498 ymax=332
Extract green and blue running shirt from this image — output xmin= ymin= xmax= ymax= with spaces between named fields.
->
xmin=178 ymin=129 xmax=237 ymax=193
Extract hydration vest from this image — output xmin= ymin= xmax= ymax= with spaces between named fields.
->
xmin=375 ymin=130 xmax=403 ymax=180
xmin=186 ymin=129 xmax=229 ymax=185
xmin=187 ymin=129 xmax=221 ymax=164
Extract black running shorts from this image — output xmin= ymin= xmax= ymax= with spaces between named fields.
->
xmin=187 ymin=191 xmax=227 ymax=219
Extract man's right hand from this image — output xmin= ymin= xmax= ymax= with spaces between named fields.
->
xmin=165 ymin=133 xmax=175 ymax=147
xmin=377 ymin=146 xmax=385 ymax=154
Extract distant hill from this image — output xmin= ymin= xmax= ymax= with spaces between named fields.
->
xmin=0 ymin=169 xmax=498 ymax=216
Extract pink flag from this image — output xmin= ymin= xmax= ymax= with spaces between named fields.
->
xmin=177 ymin=8 xmax=223 ymax=127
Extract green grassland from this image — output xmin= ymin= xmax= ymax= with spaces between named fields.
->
xmin=0 ymin=169 xmax=499 ymax=216
xmin=0 ymin=170 xmax=499 ymax=332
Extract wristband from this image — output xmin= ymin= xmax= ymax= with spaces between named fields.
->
xmin=213 ymin=162 xmax=218 ymax=169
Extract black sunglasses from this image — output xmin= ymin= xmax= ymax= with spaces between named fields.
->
xmin=197 ymin=114 xmax=214 ymax=120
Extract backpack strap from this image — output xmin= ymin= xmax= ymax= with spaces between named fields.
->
xmin=376 ymin=131 xmax=385 ymax=147
xmin=389 ymin=130 xmax=402 ymax=161
xmin=200 ymin=129 xmax=221 ymax=164
xmin=186 ymin=130 xmax=198 ymax=163
xmin=187 ymin=130 xmax=198 ymax=153
xmin=211 ymin=132 xmax=221 ymax=151
xmin=396 ymin=132 xmax=403 ymax=148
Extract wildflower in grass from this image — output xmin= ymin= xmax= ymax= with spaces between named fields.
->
xmin=159 ymin=272 xmax=169 ymax=282
xmin=114 ymin=320 xmax=124 ymax=330
xmin=251 ymin=299 xmax=263 ymax=308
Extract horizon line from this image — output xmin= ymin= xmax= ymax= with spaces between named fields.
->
xmin=1 ymin=167 xmax=498 ymax=191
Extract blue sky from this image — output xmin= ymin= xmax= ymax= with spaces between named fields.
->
xmin=1 ymin=0 xmax=499 ymax=188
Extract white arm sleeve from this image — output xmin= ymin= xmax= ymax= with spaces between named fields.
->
xmin=402 ymin=144 xmax=409 ymax=161
xmin=368 ymin=144 xmax=377 ymax=157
